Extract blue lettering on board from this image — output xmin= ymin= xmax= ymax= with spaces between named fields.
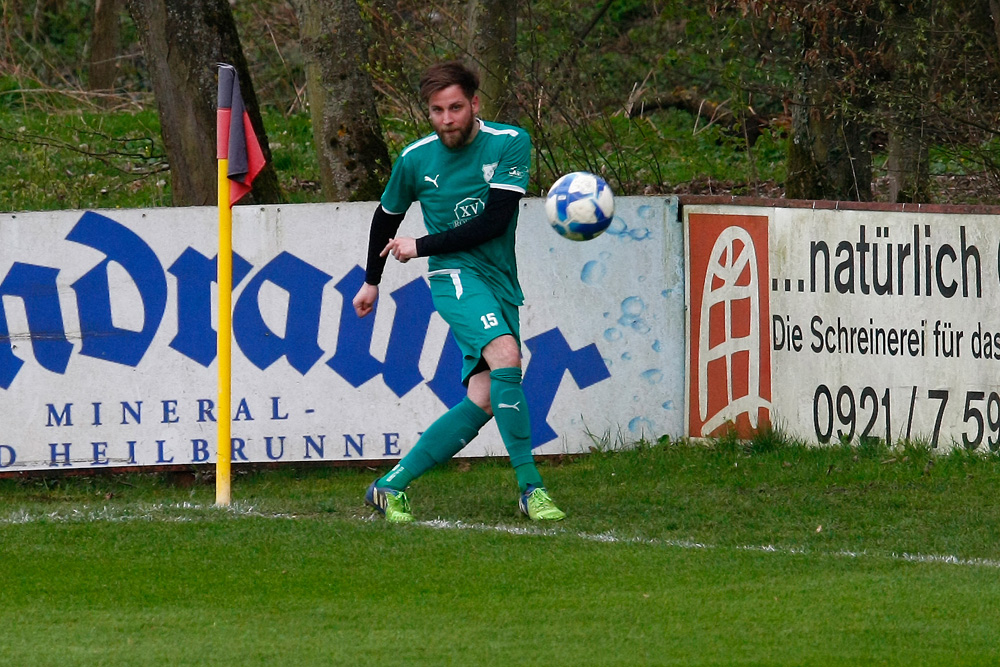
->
xmin=326 ymin=266 xmax=436 ymax=396
xmin=68 ymin=211 xmax=167 ymax=367
xmin=0 ymin=445 xmax=16 ymax=468
xmin=425 ymin=333 xmax=466 ymax=408
xmin=524 ymin=329 xmax=613 ymax=445
xmin=192 ymin=438 xmax=210 ymax=463
xmin=168 ymin=248 xmax=253 ymax=366
xmin=46 ymin=402 xmax=73 ymax=427
xmin=234 ymin=251 xmax=332 ymax=374
xmin=264 ymin=436 xmax=285 ymax=460
xmin=0 ymin=263 xmax=73 ymax=387
xmin=1 ymin=210 xmax=614 ymax=450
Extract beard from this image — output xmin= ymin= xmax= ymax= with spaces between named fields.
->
xmin=437 ymin=116 xmax=476 ymax=148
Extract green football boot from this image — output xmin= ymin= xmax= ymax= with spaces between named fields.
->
xmin=365 ymin=480 xmax=415 ymax=523
xmin=519 ymin=487 xmax=566 ymax=521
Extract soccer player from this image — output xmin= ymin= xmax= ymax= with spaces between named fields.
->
xmin=352 ymin=61 xmax=565 ymax=524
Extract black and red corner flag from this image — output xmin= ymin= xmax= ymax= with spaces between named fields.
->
xmin=216 ymin=64 xmax=266 ymax=207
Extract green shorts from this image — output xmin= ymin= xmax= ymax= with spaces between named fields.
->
xmin=428 ymin=269 xmax=521 ymax=385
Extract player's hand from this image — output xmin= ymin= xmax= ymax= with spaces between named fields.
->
xmin=352 ymin=282 xmax=379 ymax=318
xmin=380 ymin=237 xmax=418 ymax=263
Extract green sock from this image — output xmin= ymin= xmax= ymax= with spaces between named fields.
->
xmin=379 ymin=397 xmax=490 ymax=491
xmin=490 ymin=367 xmax=543 ymax=492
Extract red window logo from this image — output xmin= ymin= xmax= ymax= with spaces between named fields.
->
xmin=687 ymin=214 xmax=772 ymax=437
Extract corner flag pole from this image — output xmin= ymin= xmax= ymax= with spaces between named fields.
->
xmin=216 ymin=157 xmax=233 ymax=506
xmin=216 ymin=63 xmax=266 ymax=506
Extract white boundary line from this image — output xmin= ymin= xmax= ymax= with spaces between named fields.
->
xmin=417 ymin=518 xmax=1000 ymax=569
xmin=4 ymin=502 xmax=1000 ymax=570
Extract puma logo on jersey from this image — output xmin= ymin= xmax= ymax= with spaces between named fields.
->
xmin=424 ymin=174 xmax=440 ymax=188
xmin=498 ymin=402 xmax=521 ymax=411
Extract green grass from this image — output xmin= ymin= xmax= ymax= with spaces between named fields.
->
xmin=3 ymin=437 xmax=1000 ymax=665
xmin=0 ymin=108 xmax=325 ymax=212
xmin=1 ymin=108 xmax=170 ymax=211
xmin=529 ymin=108 xmax=787 ymax=197
xmin=0 ymin=103 xmax=787 ymax=212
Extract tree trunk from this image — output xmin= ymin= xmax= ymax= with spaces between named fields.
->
xmin=88 ymin=0 xmax=122 ymax=94
xmin=786 ymin=80 xmax=872 ymax=201
xmin=882 ymin=5 xmax=930 ymax=203
xmin=292 ymin=0 xmax=390 ymax=202
xmin=785 ymin=14 xmax=874 ymax=201
xmin=466 ymin=0 xmax=517 ymax=124
xmin=886 ymin=130 xmax=929 ymax=203
xmin=127 ymin=0 xmax=281 ymax=206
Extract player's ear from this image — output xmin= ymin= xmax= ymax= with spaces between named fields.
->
xmin=471 ymin=94 xmax=480 ymax=116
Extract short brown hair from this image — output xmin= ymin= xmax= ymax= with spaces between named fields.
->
xmin=418 ymin=61 xmax=479 ymax=103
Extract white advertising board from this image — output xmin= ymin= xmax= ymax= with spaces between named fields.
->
xmin=685 ymin=203 xmax=1000 ymax=451
xmin=0 ymin=197 xmax=684 ymax=472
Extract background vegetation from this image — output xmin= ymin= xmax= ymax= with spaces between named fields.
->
xmin=5 ymin=1 xmax=1000 ymax=212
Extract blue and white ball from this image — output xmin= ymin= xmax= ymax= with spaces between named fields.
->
xmin=545 ymin=171 xmax=615 ymax=241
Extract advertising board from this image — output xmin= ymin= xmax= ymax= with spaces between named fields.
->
xmin=686 ymin=203 xmax=1000 ymax=451
xmin=0 ymin=197 xmax=685 ymax=471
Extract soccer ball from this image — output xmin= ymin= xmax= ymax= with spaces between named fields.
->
xmin=545 ymin=171 xmax=615 ymax=241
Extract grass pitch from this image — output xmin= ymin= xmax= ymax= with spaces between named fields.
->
xmin=3 ymin=436 xmax=1000 ymax=665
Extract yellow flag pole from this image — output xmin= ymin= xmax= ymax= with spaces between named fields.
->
xmin=216 ymin=159 xmax=233 ymax=506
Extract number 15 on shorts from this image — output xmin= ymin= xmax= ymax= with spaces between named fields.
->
xmin=481 ymin=313 xmax=498 ymax=329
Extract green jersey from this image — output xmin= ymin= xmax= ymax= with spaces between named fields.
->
xmin=381 ymin=119 xmax=531 ymax=305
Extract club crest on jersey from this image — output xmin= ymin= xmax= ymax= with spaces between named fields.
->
xmin=482 ymin=162 xmax=498 ymax=182
xmin=453 ymin=197 xmax=484 ymax=226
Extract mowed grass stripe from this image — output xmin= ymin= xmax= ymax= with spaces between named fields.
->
xmin=2 ymin=515 xmax=1000 ymax=666
xmin=7 ymin=501 xmax=1000 ymax=571
xmin=4 ymin=436 xmax=1000 ymax=664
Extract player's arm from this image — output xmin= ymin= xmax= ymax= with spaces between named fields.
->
xmin=364 ymin=205 xmax=406 ymax=285
xmin=353 ymin=205 xmax=405 ymax=317
xmin=354 ymin=146 xmax=416 ymax=316
xmin=414 ymin=187 xmax=522 ymax=256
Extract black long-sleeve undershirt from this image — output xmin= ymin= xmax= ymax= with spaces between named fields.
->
xmin=363 ymin=187 xmax=523 ymax=285
xmin=363 ymin=206 xmax=405 ymax=286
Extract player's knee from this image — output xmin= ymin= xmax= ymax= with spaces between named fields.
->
xmin=483 ymin=335 xmax=521 ymax=369
xmin=472 ymin=396 xmax=493 ymax=417
xmin=466 ymin=374 xmax=494 ymax=417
